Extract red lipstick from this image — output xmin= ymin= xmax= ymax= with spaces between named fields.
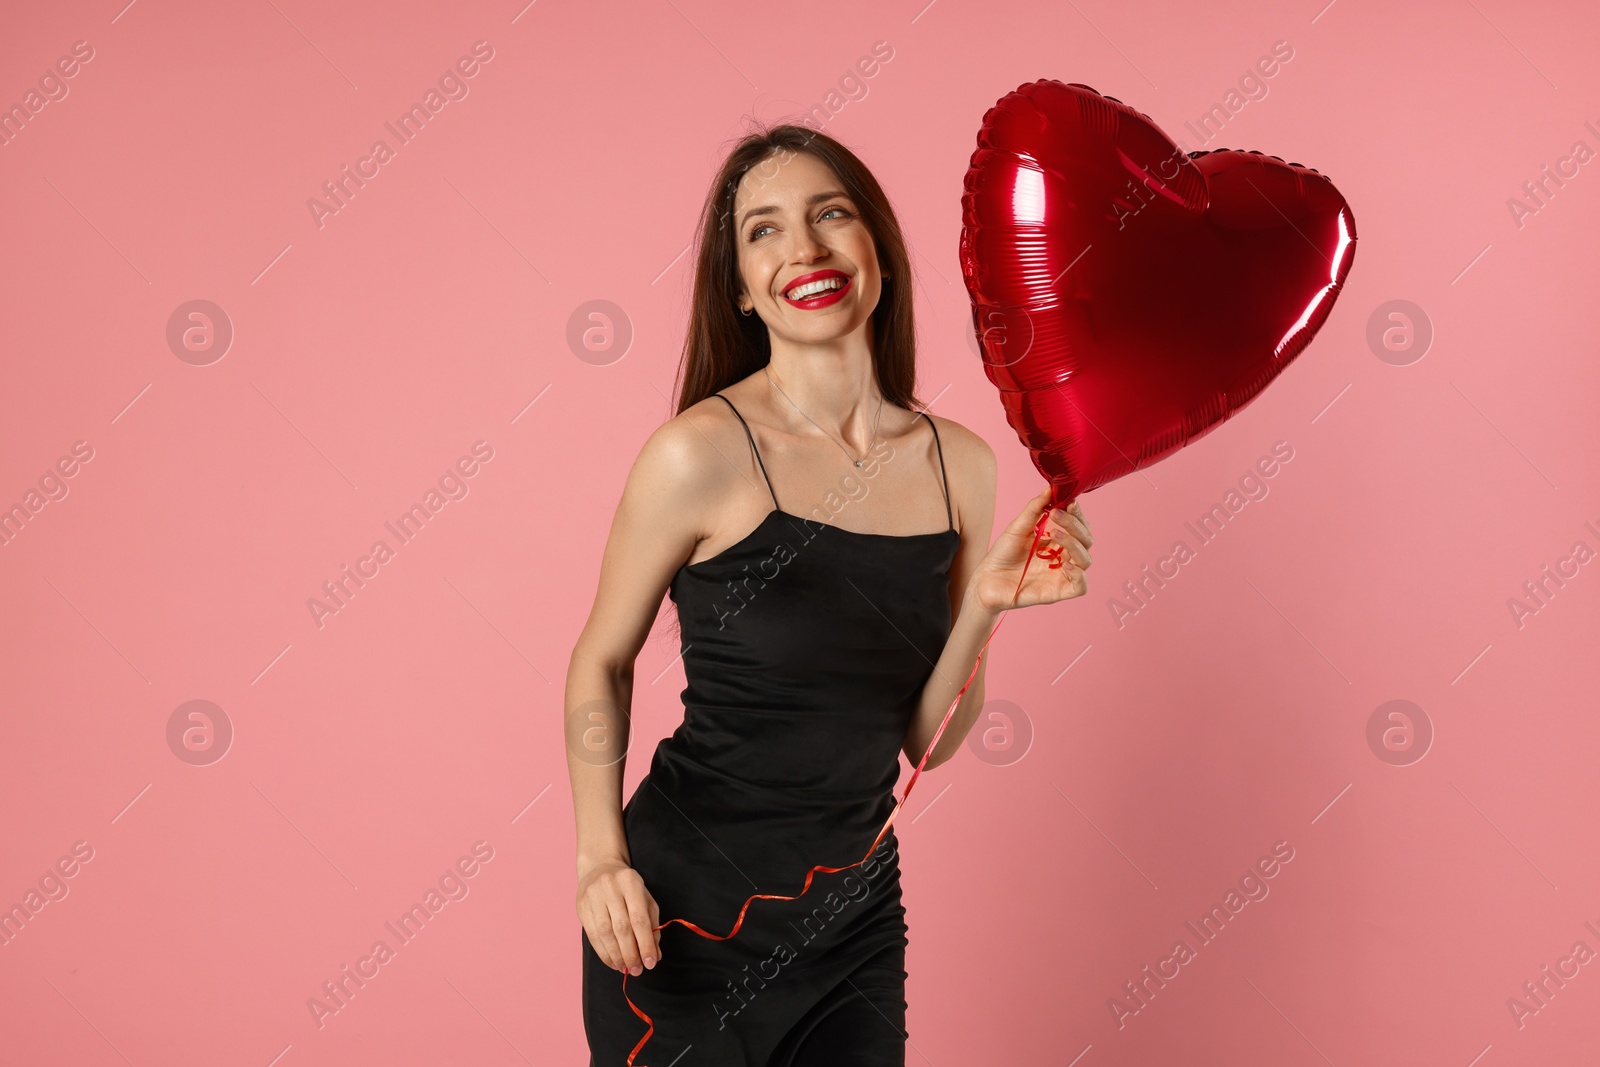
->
xmin=781 ymin=269 xmax=852 ymax=309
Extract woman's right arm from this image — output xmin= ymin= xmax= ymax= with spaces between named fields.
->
xmin=565 ymin=411 xmax=721 ymax=977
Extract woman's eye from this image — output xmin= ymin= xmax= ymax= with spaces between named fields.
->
xmin=748 ymin=207 xmax=850 ymax=241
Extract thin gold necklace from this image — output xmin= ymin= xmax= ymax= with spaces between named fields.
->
xmin=764 ymin=365 xmax=884 ymax=469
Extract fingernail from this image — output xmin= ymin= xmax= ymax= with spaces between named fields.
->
xmin=644 ymin=956 xmax=656 ymax=968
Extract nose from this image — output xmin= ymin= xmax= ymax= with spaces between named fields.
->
xmin=789 ymin=224 xmax=827 ymax=263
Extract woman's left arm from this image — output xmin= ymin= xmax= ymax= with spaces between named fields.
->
xmin=904 ymin=431 xmax=1094 ymax=770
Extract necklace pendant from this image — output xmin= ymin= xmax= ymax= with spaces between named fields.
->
xmin=855 ymin=459 xmax=864 ymax=467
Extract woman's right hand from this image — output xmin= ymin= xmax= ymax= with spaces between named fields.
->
xmin=577 ymin=857 xmax=663 ymax=976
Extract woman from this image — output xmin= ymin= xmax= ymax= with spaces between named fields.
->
xmin=566 ymin=124 xmax=1094 ymax=1066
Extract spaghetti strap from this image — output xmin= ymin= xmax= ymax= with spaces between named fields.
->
xmin=713 ymin=393 xmax=780 ymax=511
xmin=919 ymin=412 xmax=954 ymax=531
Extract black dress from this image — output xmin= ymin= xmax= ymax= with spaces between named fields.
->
xmin=582 ymin=392 xmax=961 ymax=1067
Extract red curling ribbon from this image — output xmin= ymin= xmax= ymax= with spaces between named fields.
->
xmin=622 ymin=501 xmax=1067 ymax=1065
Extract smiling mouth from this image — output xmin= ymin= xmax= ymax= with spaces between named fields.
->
xmin=784 ymin=276 xmax=846 ymax=299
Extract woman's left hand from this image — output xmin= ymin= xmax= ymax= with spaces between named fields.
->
xmin=966 ymin=486 xmax=1093 ymax=614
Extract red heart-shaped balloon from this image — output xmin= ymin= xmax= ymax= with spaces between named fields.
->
xmin=959 ymin=80 xmax=1357 ymax=508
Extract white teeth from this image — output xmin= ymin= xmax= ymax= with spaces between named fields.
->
xmin=785 ymin=276 xmax=845 ymax=300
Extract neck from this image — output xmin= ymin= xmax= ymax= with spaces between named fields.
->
xmin=765 ymin=333 xmax=884 ymax=440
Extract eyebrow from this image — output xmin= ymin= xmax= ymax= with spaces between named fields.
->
xmin=739 ymin=190 xmax=851 ymax=230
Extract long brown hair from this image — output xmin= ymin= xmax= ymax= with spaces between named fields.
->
xmin=671 ymin=123 xmax=923 ymax=415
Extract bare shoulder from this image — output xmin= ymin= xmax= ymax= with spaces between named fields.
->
xmin=572 ymin=397 xmax=745 ymax=666
xmin=632 ymin=395 xmax=734 ymax=483
xmin=921 ymin=411 xmax=997 ymax=487
xmin=623 ymin=394 xmax=749 ymax=529
xmin=920 ymin=411 xmax=997 ymax=532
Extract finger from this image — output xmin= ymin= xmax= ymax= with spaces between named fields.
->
xmin=649 ymin=895 xmax=663 ymax=962
xmin=1008 ymin=490 xmax=1054 ymax=535
xmin=1045 ymin=506 xmax=1089 ymax=545
xmin=1039 ymin=524 xmax=1090 ymax=569
xmin=1062 ymin=534 xmax=1091 ymax=569
xmin=584 ymin=905 xmax=625 ymax=971
xmin=1068 ymin=500 xmax=1091 ymax=538
xmin=623 ymin=881 xmax=661 ymax=968
xmin=606 ymin=895 xmax=645 ymax=973
xmin=1057 ymin=521 xmax=1092 ymax=566
xmin=585 ymin=888 xmax=630 ymax=971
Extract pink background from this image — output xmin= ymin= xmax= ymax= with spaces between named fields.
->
xmin=3 ymin=0 xmax=1598 ymax=1064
